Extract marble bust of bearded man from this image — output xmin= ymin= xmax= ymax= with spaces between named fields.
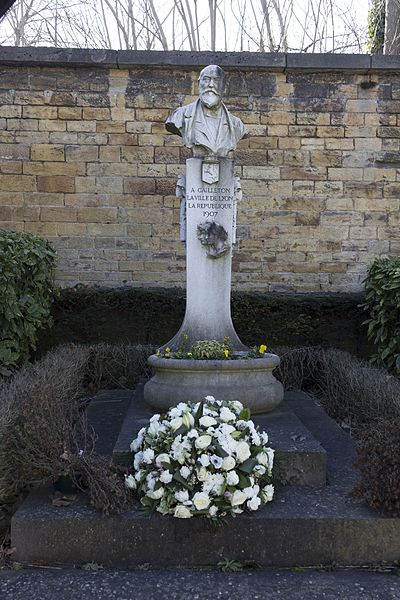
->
xmin=165 ymin=64 xmax=246 ymax=157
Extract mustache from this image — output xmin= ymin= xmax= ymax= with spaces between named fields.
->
xmin=202 ymin=89 xmax=221 ymax=96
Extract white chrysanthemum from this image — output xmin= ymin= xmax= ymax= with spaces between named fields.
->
xmin=175 ymin=489 xmax=189 ymax=503
xmin=180 ymin=465 xmax=191 ymax=479
xmin=187 ymin=428 xmax=199 ymax=439
xmin=159 ymin=470 xmax=173 ymax=484
xmin=142 ymin=449 xmax=155 ymax=464
xmin=209 ymin=505 xmax=218 ymax=517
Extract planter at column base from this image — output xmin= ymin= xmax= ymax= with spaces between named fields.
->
xmin=144 ymin=353 xmax=284 ymax=414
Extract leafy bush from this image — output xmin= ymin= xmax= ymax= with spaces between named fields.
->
xmin=361 ymin=256 xmax=400 ymax=375
xmin=353 ymin=421 xmax=400 ymax=516
xmin=0 ymin=230 xmax=57 ymax=376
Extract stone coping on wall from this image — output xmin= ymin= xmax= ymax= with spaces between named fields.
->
xmin=0 ymin=46 xmax=398 ymax=72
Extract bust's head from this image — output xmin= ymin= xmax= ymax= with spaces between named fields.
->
xmin=198 ymin=65 xmax=225 ymax=110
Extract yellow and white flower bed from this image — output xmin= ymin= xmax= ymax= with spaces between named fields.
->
xmin=126 ymin=396 xmax=275 ymax=519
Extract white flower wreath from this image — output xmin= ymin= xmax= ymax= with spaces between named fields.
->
xmin=126 ymin=396 xmax=275 ymax=519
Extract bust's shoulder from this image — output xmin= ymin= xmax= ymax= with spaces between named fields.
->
xmin=165 ymin=100 xmax=199 ymax=135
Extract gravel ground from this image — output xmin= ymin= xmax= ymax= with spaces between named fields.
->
xmin=1 ymin=567 xmax=400 ymax=600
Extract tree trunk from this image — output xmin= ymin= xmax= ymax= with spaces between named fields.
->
xmin=385 ymin=0 xmax=400 ymax=53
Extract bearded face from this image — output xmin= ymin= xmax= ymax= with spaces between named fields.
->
xmin=198 ymin=67 xmax=224 ymax=109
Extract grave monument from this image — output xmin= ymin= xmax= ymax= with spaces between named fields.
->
xmin=144 ymin=65 xmax=283 ymax=413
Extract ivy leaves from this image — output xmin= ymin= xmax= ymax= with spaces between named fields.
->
xmin=0 ymin=230 xmax=57 ymax=376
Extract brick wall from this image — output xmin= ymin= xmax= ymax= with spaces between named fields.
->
xmin=0 ymin=48 xmax=399 ymax=292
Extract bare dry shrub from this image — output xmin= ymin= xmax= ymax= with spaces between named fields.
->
xmin=0 ymin=342 xmax=154 ymax=513
xmin=0 ymin=344 xmax=91 ymax=505
xmin=275 ymin=345 xmax=400 ymax=431
xmin=352 ymin=421 xmax=400 ymax=516
xmin=86 ymin=342 xmax=156 ymax=391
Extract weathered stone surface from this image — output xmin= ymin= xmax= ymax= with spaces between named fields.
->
xmin=0 ymin=53 xmax=397 ymax=291
xmin=11 ymin=390 xmax=400 ymax=568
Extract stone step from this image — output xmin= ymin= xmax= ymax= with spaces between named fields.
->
xmin=112 ymin=385 xmax=327 ymax=486
xmin=11 ymin=389 xmax=400 ymax=568
xmin=11 ymin=478 xmax=400 ymax=568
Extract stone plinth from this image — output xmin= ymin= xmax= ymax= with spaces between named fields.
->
xmin=143 ymin=353 xmax=284 ymax=413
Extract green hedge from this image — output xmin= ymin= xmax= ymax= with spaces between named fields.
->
xmin=36 ymin=286 xmax=370 ymax=358
xmin=362 ymin=256 xmax=400 ymax=375
xmin=0 ymin=230 xmax=57 ymax=376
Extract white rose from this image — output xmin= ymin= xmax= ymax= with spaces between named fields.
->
xmin=175 ymin=490 xmax=189 ymax=503
xmin=155 ymin=453 xmax=170 ymax=466
xmin=195 ymin=435 xmax=212 ymax=450
xmin=124 ymin=474 xmax=136 ymax=490
xmin=147 ymin=487 xmax=164 ymax=500
xmin=199 ymin=454 xmax=210 ymax=467
xmin=182 ymin=412 xmax=195 ymax=429
xmin=222 ymin=456 xmax=236 ymax=471
xmin=226 ymin=470 xmax=239 ymax=486
xmin=180 ymin=465 xmax=191 ymax=479
xmin=199 ymin=415 xmax=217 ymax=428
xmin=236 ymin=441 xmax=251 ymax=463
xmin=261 ymin=484 xmax=274 ymax=503
xmin=193 ymin=492 xmax=211 ymax=511
xmin=231 ymin=490 xmax=247 ymax=506
xmin=159 ymin=470 xmax=173 ymax=484
xmin=247 ymin=496 xmax=261 ymax=511
xmin=174 ymin=505 xmax=192 ymax=519
xmin=220 ymin=407 xmax=236 ymax=422
xmin=170 ymin=417 xmax=183 ymax=431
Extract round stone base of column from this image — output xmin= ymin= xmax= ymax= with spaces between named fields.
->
xmin=144 ymin=354 xmax=284 ymax=414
